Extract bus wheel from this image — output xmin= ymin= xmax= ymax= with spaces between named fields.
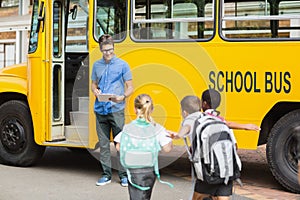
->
xmin=0 ymin=100 xmax=45 ymax=166
xmin=266 ymin=109 xmax=300 ymax=193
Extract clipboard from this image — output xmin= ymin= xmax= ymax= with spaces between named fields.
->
xmin=97 ymin=94 xmax=116 ymax=102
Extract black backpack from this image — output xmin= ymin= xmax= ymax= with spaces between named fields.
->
xmin=184 ymin=111 xmax=242 ymax=185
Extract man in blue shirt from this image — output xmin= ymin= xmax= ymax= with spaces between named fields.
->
xmin=91 ymin=34 xmax=134 ymax=187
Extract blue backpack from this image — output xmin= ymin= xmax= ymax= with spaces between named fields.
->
xmin=120 ymin=119 xmax=174 ymax=190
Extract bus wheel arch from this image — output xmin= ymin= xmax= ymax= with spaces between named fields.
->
xmin=0 ymin=100 xmax=45 ymax=166
xmin=259 ymin=102 xmax=300 ymax=145
xmin=266 ymin=109 xmax=300 ymax=193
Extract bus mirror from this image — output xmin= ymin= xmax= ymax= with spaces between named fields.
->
xmin=70 ymin=5 xmax=78 ymax=20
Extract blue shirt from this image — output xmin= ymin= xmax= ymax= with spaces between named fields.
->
xmin=91 ymin=56 xmax=132 ymax=114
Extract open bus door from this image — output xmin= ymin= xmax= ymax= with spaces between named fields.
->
xmin=48 ymin=0 xmax=90 ymax=145
xmin=47 ymin=0 xmax=66 ymax=141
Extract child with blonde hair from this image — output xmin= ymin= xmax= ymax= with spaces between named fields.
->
xmin=115 ymin=94 xmax=173 ymax=200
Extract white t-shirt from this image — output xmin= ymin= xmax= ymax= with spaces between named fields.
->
xmin=182 ymin=111 xmax=202 ymax=142
xmin=114 ymin=123 xmax=172 ymax=147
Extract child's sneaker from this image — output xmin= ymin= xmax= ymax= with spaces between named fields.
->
xmin=120 ymin=177 xmax=128 ymax=187
xmin=96 ymin=176 xmax=111 ymax=186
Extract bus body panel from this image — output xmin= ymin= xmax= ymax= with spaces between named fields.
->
xmin=27 ymin=55 xmax=47 ymax=145
xmin=0 ymin=65 xmax=27 ymax=96
xmin=92 ymin=39 xmax=300 ymax=149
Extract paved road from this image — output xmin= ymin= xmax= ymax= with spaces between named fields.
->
xmin=0 ymin=146 xmax=192 ymax=200
xmin=0 ymin=145 xmax=299 ymax=200
xmin=160 ymin=145 xmax=300 ymax=200
xmin=235 ymin=146 xmax=300 ymax=200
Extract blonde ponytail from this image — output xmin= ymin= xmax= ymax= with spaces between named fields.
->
xmin=134 ymin=94 xmax=154 ymax=123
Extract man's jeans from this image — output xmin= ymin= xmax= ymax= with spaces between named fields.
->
xmin=95 ymin=110 xmax=127 ymax=179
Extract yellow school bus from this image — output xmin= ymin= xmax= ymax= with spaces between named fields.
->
xmin=0 ymin=0 xmax=299 ymax=193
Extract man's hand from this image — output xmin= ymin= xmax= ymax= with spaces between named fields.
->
xmin=110 ymin=95 xmax=125 ymax=103
xmin=93 ymin=88 xmax=101 ymax=96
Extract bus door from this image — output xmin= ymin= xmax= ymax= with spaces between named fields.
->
xmin=48 ymin=0 xmax=89 ymax=143
xmin=48 ymin=0 xmax=66 ymax=141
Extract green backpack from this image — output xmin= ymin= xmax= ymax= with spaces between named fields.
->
xmin=120 ymin=119 xmax=174 ymax=190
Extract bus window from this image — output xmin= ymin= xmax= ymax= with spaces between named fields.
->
xmin=221 ymin=0 xmax=300 ymax=40
xmin=66 ymin=0 xmax=89 ymax=52
xmin=279 ymin=1 xmax=300 ymax=39
xmin=94 ymin=0 xmax=127 ymax=40
xmin=28 ymin=0 xmax=40 ymax=53
xmin=53 ymin=64 xmax=62 ymax=121
xmin=53 ymin=1 xmax=63 ymax=57
xmin=132 ymin=0 xmax=214 ymax=41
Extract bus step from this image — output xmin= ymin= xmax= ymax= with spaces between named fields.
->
xmin=70 ymin=111 xmax=88 ymax=126
xmin=78 ymin=97 xmax=89 ymax=112
xmin=65 ymin=125 xmax=88 ymax=143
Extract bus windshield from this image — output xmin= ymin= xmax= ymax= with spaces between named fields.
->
xmin=28 ymin=0 xmax=42 ymax=53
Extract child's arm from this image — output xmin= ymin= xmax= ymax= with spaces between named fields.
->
xmin=162 ymin=141 xmax=173 ymax=153
xmin=116 ymin=143 xmax=120 ymax=151
xmin=226 ymin=121 xmax=260 ymax=131
xmin=167 ymin=124 xmax=191 ymax=139
xmin=160 ymin=129 xmax=173 ymax=152
xmin=114 ymin=132 xmax=122 ymax=151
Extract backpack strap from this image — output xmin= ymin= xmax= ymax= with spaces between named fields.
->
xmin=154 ymin=160 xmax=174 ymax=188
xmin=221 ymin=142 xmax=230 ymax=185
xmin=183 ymin=136 xmax=193 ymax=161
xmin=126 ymin=165 xmax=174 ymax=191
xmin=127 ymin=169 xmax=151 ymax=191
xmin=204 ymin=110 xmax=225 ymax=122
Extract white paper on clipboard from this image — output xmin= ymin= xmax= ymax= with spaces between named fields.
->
xmin=97 ymin=94 xmax=116 ymax=102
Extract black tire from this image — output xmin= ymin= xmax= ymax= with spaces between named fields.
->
xmin=266 ymin=109 xmax=300 ymax=193
xmin=0 ymin=100 xmax=45 ymax=166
